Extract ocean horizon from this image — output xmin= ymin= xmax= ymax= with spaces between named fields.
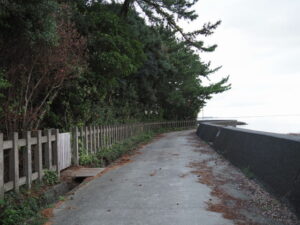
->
xmin=198 ymin=115 xmax=300 ymax=134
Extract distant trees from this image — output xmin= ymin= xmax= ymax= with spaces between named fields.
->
xmin=0 ymin=0 xmax=230 ymax=132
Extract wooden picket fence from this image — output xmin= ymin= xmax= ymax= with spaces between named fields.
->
xmin=71 ymin=120 xmax=197 ymax=165
xmin=0 ymin=120 xmax=196 ymax=198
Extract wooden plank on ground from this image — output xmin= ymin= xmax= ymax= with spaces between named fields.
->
xmin=71 ymin=168 xmax=105 ymax=178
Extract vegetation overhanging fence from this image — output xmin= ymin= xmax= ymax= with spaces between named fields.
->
xmin=0 ymin=120 xmax=196 ymax=199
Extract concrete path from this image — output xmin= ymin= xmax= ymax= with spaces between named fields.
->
xmin=51 ymin=130 xmax=298 ymax=225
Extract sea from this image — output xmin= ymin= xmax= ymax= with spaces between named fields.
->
xmin=198 ymin=115 xmax=300 ymax=134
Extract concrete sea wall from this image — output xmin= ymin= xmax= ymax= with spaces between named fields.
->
xmin=197 ymin=121 xmax=300 ymax=216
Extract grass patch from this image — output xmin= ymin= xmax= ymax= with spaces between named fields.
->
xmin=0 ymin=182 xmax=58 ymax=225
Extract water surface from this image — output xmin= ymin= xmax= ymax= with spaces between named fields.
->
xmin=199 ymin=116 xmax=300 ymax=134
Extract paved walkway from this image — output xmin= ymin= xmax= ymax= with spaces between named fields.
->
xmin=51 ymin=130 xmax=298 ymax=225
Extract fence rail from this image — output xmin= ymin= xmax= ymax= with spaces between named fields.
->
xmin=0 ymin=120 xmax=196 ymax=198
xmin=0 ymin=129 xmax=60 ymax=199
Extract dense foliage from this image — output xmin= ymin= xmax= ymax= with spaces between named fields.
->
xmin=0 ymin=0 xmax=230 ymax=133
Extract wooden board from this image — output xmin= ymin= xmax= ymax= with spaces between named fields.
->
xmin=58 ymin=133 xmax=72 ymax=171
xmin=71 ymin=168 xmax=105 ymax=178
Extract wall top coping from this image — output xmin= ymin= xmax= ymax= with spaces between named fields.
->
xmin=199 ymin=120 xmax=300 ymax=143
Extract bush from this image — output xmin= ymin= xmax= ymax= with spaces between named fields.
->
xmin=43 ymin=170 xmax=59 ymax=186
xmin=0 ymin=192 xmax=46 ymax=225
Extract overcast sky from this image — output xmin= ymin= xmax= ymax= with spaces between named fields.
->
xmin=181 ymin=0 xmax=300 ymax=118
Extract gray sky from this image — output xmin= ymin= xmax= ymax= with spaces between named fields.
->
xmin=182 ymin=0 xmax=300 ymax=118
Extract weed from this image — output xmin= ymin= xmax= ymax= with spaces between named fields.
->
xmin=242 ymin=166 xmax=255 ymax=179
xmin=79 ymin=149 xmax=101 ymax=167
xmin=43 ymin=170 xmax=59 ymax=186
xmin=0 ymin=191 xmax=46 ymax=225
xmin=58 ymin=196 xmax=65 ymax=201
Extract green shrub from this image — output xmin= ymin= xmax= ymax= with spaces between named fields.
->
xmin=79 ymin=149 xmax=101 ymax=167
xmin=0 ymin=192 xmax=46 ymax=225
xmin=43 ymin=170 xmax=59 ymax=186
xmin=242 ymin=166 xmax=255 ymax=180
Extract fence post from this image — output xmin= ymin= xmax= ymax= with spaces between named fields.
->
xmin=45 ymin=129 xmax=52 ymax=170
xmin=34 ymin=130 xmax=43 ymax=183
xmin=93 ymin=126 xmax=96 ymax=152
xmin=112 ymin=125 xmax=115 ymax=145
xmin=89 ymin=126 xmax=93 ymax=153
xmin=127 ymin=124 xmax=130 ymax=139
xmin=115 ymin=125 xmax=118 ymax=144
xmin=115 ymin=125 xmax=118 ymax=143
xmin=112 ymin=125 xmax=115 ymax=144
xmin=105 ymin=125 xmax=109 ymax=148
xmin=84 ymin=126 xmax=88 ymax=153
xmin=0 ymin=133 xmax=3 ymax=199
xmin=123 ymin=124 xmax=126 ymax=140
xmin=103 ymin=125 xmax=106 ymax=148
xmin=124 ymin=124 xmax=126 ymax=140
xmin=122 ymin=125 xmax=125 ymax=140
xmin=116 ymin=125 xmax=119 ymax=142
xmin=97 ymin=126 xmax=100 ymax=150
xmin=111 ymin=125 xmax=114 ymax=146
xmin=8 ymin=133 xmax=13 ymax=181
xmin=54 ymin=129 xmax=60 ymax=178
xmin=108 ymin=125 xmax=111 ymax=147
xmin=109 ymin=125 xmax=112 ymax=147
xmin=118 ymin=124 xmax=120 ymax=142
xmin=95 ymin=126 xmax=98 ymax=151
xmin=12 ymin=132 xmax=20 ymax=192
xmin=120 ymin=125 xmax=123 ymax=141
xmin=124 ymin=124 xmax=128 ymax=139
xmin=80 ymin=127 xmax=83 ymax=151
xmin=106 ymin=125 xmax=109 ymax=147
xmin=25 ymin=131 xmax=32 ymax=189
xmin=102 ymin=125 xmax=106 ymax=148
xmin=73 ymin=127 xmax=79 ymax=166
xmin=90 ymin=126 xmax=93 ymax=153
xmin=107 ymin=125 xmax=110 ymax=147
xmin=99 ymin=125 xmax=103 ymax=149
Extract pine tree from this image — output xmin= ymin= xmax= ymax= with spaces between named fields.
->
xmin=119 ymin=0 xmax=221 ymax=51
